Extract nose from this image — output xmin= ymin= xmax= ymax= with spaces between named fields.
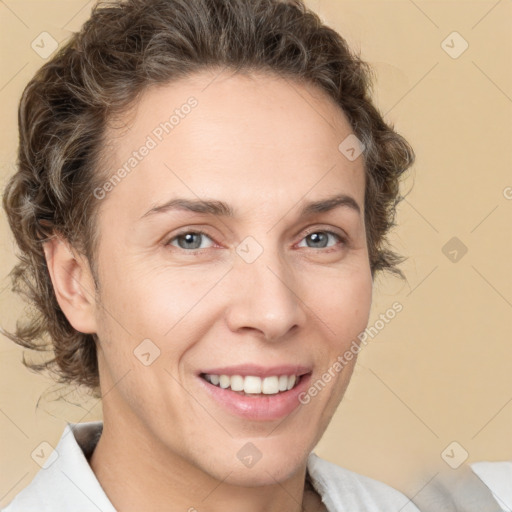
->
xmin=224 ymin=249 xmax=307 ymax=342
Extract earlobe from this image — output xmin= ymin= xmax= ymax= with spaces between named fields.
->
xmin=43 ymin=235 xmax=98 ymax=334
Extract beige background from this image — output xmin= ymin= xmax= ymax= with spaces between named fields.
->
xmin=1 ymin=0 xmax=511 ymax=506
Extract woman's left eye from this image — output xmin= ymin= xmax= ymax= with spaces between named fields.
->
xmin=167 ymin=231 xmax=214 ymax=251
xmin=297 ymin=230 xmax=345 ymax=250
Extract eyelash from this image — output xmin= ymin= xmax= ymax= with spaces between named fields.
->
xmin=164 ymin=227 xmax=348 ymax=254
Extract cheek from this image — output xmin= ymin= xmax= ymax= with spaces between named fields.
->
xmin=308 ymin=275 xmax=371 ymax=411
xmin=320 ymin=271 xmax=372 ymax=397
xmin=94 ymin=259 xmax=226 ymax=372
xmin=308 ymin=268 xmax=373 ymax=347
xmin=130 ymin=269 xmax=225 ymax=338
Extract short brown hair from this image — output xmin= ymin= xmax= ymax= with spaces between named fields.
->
xmin=2 ymin=0 xmax=415 ymax=393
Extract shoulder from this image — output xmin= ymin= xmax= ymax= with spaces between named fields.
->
xmin=2 ymin=422 xmax=114 ymax=512
xmin=307 ymin=452 xmax=420 ymax=512
xmin=471 ymin=460 xmax=512 ymax=511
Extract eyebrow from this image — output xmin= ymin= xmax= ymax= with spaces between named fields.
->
xmin=139 ymin=193 xmax=361 ymax=220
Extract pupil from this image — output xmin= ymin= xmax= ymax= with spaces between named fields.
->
xmin=180 ymin=233 xmax=201 ymax=249
xmin=309 ymin=232 xmax=327 ymax=248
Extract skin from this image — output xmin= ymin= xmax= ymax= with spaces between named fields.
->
xmin=43 ymin=69 xmax=373 ymax=512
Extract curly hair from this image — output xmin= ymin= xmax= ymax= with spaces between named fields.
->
xmin=2 ymin=0 xmax=415 ymax=393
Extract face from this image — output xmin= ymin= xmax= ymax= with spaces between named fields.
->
xmin=91 ymin=70 xmax=372 ymax=486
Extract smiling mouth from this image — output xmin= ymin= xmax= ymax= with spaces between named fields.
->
xmin=200 ymin=373 xmax=307 ymax=396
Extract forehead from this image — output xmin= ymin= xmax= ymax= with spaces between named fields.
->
xmin=99 ymin=69 xmax=365 ymax=220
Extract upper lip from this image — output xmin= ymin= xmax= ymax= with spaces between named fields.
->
xmin=199 ymin=364 xmax=312 ymax=378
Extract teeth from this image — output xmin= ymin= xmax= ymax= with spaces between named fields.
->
xmin=219 ymin=375 xmax=230 ymax=389
xmin=262 ymin=376 xmax=279 ymax=394
xmin=230 ymin=375 xmax=244 ymax=391
xmin=287 ymin=375 xmax=296 ymax=391
xmin=278 ymin=375 xmax=288 ymax=391
xmin=203 ymin=374 xmax=301 ymax=394
xmin=244 ymin=375 xmax=261 ymax=394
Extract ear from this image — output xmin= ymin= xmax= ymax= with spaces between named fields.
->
xmin=43 ymin=234 xmax=98 ymax=334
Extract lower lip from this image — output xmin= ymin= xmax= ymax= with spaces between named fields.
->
xmin=197 ymin=373 xmax=312 ymax=421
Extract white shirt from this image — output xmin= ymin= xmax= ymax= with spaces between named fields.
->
xmin=2 ymin=421 xmax=420 ymax=512
xmin=471 ymin=461 xmax=512 ymax=512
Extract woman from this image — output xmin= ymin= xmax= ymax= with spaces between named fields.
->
xmin=1 ymin=0 xmax=417 ymax=510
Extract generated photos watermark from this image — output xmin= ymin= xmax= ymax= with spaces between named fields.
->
xmin=93 ymin=96 xmax=198 ymax=200
xmin=298 ymin=301 xmax=403 ymax=405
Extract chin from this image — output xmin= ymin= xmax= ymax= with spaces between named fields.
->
xmin=203 ymin=447 xmax=309 ymax=488
xmin=226 ymin=463 xmax=305 ymax=488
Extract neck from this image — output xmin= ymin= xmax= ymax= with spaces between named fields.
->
xmin=89 ymin=414 xmax=314 ymax=512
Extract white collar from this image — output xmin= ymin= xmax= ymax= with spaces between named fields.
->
xmin=471 ymin=460 xmax=512 ymax=511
